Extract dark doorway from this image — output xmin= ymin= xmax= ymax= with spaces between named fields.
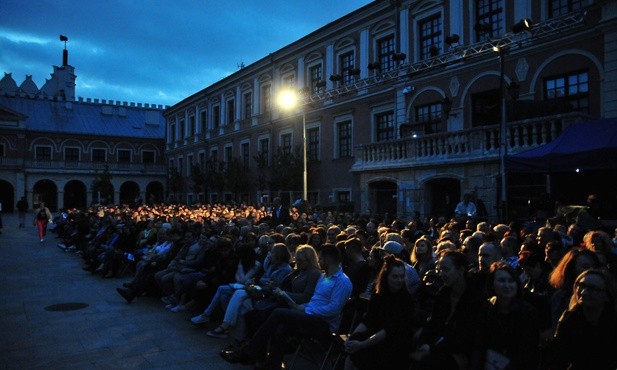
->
xmin=369 ymin=181 xmax=398 ymax=218
xmin=120 ymin=181 xmax=140 ymax=206
xmin=33 ymin=179 xmax=58 ymax=211
xmin=146 ymin=181 xmax=164 ymax=205
xmin=64 ymin=180 xmax=87 ymax=210
xmin=0 ymin=180 xmax=15 ymax=212
xmin=426 ymin=178 xmax=460 ymax=219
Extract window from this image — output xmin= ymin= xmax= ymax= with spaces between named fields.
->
xmin=179 ymin=119 xmax=185 ymax=139
xmin=189 ymin=116 xmax=195 ymax=136
xmin=307 ymin=127 xmax=320 ymax=161
xmin=549 ymin=0 xmax=588 ymax=18
xmin=169 ymin=159 xmax=174 ymax=171
xmin=117 ymin=149 xmax=131 ymax=163
xmin=64 ymin=147 xmax=79 ymax=161
xmin=262 ymin=85 xmax=271 ymax=113
xmin=337 ymin=120 xmax=352 ymax=158
xmin=178 ymin=157 xmax=184 ymax=174
xmin=339 ymin=51 xmax=355 ymax=85
xmin=377 ymin=35 xmax=396 ymax=73
xmin=92 ymin=148 xmax=106 ymax=162
xmin=200 ymin=110 xmax=207 ymax=133
xmin=281 ymin=133 xmax=292 ymax=155
xmin=170 ymin=123 xmax=176 ymax=142
xmin=475 ymin=0 xmax=503 ymax=41
xmin=415 ymin=102 xmax=443 ymax=134
xmin=309 ymin=64 xmax=324 ymax=95
xmin=142 ymin=150 xmax=155 ymax=164
xmin=198 ymin=152 xmax=205 ymax=168
xmin=224 ymin=146 xmax=233 ymax=170
xmin=243 ymin=92 xmax=253 ymax=119
xmin=419 ymin=14 xmax=442 ymax=59
xmin=0 ymin=143 xmax=4 ymax=157
xmin=212 ymin=106 xmax=220 ymax=129
xmin=35 ymin=146 xmax=52 ymax=161
xmin=283 ymin=75 xmax=295 ymax=88
xmin=544 ymin=70 xmax=589 ymax=113
xmin=210 ymin=149 xmax=218 ymax=165
xmin=227 ymin=99 xmax=235 ymax=125
xmin=471 ymin=89 xmax=500 ymax=126
xmin=187 ymin=154 xmax=193 ymax=176
xmin=241 ymin=142 xmax=250 ymax=169
xmin=375 ymin=112 xmax=395 ymax=142
xmin=337 ymin=191 xmax=351 ymax=203
xmin=259 ymin=138 xmax=270 ymax=166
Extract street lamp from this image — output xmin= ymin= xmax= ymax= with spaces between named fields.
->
xmin=277 ymin=89 xmax=307 ymax=202
xmin=493 ymin=46 xmax=508 ymax=221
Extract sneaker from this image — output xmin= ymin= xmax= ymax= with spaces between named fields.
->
xmin=191 ymin=314 xmax=210 ymax=325
xmin=57 ymin=243 xmax=66 ymax=250
xmin=165 ymin=303 xmax=175 ymax=310
xmin=40 ymin=238 xmax=44 ymax=243
xmin=170 ymin=305 xmax=185 ymax=313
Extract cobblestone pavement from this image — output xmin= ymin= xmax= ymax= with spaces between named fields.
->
xmin=0 ymin=213 xmax=317 ymax=370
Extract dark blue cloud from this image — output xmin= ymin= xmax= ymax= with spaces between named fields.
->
xmin=1 ymin=0 xmax=373 ymax=106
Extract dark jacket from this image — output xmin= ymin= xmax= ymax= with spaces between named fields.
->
xmin=471 ymin=297 xmax=539 ymax=370
xmin=545 ymin=306 xmax=617 ymax=370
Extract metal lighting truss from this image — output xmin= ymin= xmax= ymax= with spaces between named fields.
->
xmin=300 ymin=10 xmax=586 ymax=105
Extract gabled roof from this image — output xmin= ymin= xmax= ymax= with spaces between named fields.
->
xmin=0 ymin=105 xmax=28 ymax=121
xmin=0 ymin=95 xmax=165 ymax=139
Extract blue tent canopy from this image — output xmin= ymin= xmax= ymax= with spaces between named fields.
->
xmin=505 ymin=118 xmax=617 ymax=173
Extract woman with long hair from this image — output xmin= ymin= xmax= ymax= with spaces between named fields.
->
xmin=344 ymin=255 xmax=415 ymax=370
xmin=411 ymin=236 xmax=435 ymax=279
xmin=471 ymin=262 xmax=539 ymax=370
xmin=548 ymin=248 xmax=600 ymax=330
xmin=545 ymin=269 xmax=617 ymax=369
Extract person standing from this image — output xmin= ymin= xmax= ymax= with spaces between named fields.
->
xmin=16 ymin=196 xmax=28 ymax=228
xmin=33 ymin=201 xmax=52 ymax=243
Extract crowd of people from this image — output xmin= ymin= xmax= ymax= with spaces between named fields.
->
xmin=47 ymin=197 xmax=617 ymax=370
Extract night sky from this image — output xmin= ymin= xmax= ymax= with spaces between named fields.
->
xmin=1 ymin=0 xmax=373 ymax=106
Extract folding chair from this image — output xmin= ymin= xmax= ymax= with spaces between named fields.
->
xmin=287 ymin=332 xmax=345 ymax=370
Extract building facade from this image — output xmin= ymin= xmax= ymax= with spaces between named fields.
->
xmin=0 ymin=50 xmax=167 ymax=212
xmin=165 ymin=0 xmax=616 ymax=222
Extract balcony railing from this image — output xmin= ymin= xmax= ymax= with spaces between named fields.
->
xmin=0 ymin=157 xmax=24 ymax=168
xmin=352 ymin=113 xmax=589 ymax=171
xmin=23 ymin=160 xmax=166 ymax=173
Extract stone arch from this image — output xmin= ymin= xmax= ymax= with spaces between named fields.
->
xmin=406 ymin=86 xmax=447 ymax=120
xmin=112 ymin=141 xmax=136 ymax=155
xmin=64 ymin=180 xmax=87 ymax=210
xmin=423 ymin=176 xmax=462 ymax=219
xmin=0 ymin=179 xmax=15 ymax=212
xmin=305 ymin=51 xmax=323 ymax=63
xmin=367 ymin=178 xmax=398 ymax=217
xmin=33 ymin=179 xmax=58 ymax=211
xmin=29 ymin=137 xmax=58 ymax=153
xmin=334 ymin=36 xmax=355 ymax=50
xmin=119 ymin=181 xmax=140 ymax=206
xmin=146 ymin=181 xmax=165 ymax=204
xmin=528 ymin=49 xmax=603 ymax=95
xmin=58 ymin=138 xmax=85 ymax=153
xmin=371 ymin=19 xmax=396 ymax=35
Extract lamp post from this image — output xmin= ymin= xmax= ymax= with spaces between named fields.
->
xmin=278 ymin=90 xmax=307 ymax=201
xmin=494 ymin=46 xmax=508 ymax=221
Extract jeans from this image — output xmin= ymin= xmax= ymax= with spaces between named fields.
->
xmin=223 ymin=289 xmax=253 ymax=326
xmin=203 ymin=284 xmax=234 ymax=316
xmin=246 ymin=307 xmax=331 ymax=368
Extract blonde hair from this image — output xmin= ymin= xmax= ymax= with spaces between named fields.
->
xmin=295 ymin=244 xmax=320 ymax=271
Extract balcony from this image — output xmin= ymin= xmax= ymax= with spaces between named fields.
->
xmin=352 ymin=113 xmax=589 ymax=172
xmin=0 ymin=156 xmax=24 ymax=168
xmin=24 ymin=160 xmax=167 ymax=174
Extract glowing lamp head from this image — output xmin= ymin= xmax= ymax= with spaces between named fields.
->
xmin=278 ymin=90 xmax=298 ymax=110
